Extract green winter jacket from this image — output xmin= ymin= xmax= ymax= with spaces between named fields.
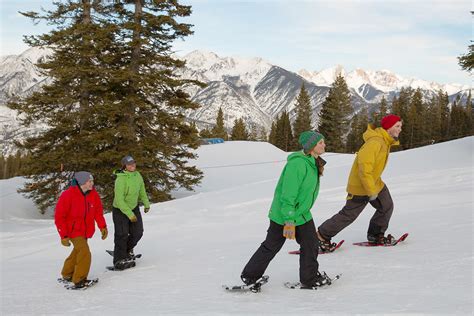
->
xmin=113 ymin=170 xmax=150 ymax=219
xmin=268 ymin=151 xmax=321 ymax=226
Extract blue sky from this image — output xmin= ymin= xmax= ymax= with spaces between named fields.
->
xmin=1 ymin=0 xmax=472 ymax=85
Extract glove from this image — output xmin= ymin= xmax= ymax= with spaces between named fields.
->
xmin=101 ymin=228 xmax=108 ymax=240
xmin=283 ymin=221 xmax=296 ymax=240
xmin=144 ymin=207 xmax=150 ymax=214
xmin=129 ymin=214 xmax=138 ymax=223
xmin=368 ymin=195 xmax=378 ymax=201
xmin=61 ymin=238 xmax=71 ymax=247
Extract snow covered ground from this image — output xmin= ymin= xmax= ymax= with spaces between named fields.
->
xmin=0 ymin=138 xmax=472 ymax=315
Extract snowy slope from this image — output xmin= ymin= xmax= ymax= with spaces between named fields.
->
xmin=0 ymin=138 xmax=473 ymax=315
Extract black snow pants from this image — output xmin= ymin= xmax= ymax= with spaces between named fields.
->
xmin=112 ymin=205 xmax=143 ymax=264
xmin=241 ymin=219 xmax=320 ymax=286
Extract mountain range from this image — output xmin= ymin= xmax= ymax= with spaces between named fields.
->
xmin=0 ymin=47 xmax=471 ymax=154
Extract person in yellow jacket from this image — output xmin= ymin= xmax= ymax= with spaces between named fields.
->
xmin=317 ymin=114 xmax=402 ymax=248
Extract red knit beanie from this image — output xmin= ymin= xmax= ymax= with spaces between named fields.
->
xmin=381 ymin=114 xmax=401 ymax=130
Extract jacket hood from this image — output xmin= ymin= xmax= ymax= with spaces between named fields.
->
xmin=287 ymin=151 xmax=317 ymax=169
xmin=363 ymin=124 xmax=399 ymax=146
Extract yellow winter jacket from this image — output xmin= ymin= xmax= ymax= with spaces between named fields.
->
xmin=346 ymin=125 xmax=399 ymax=196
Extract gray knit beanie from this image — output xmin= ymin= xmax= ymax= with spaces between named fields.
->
xmin=74 ymin=171 xmax=93 ymax=185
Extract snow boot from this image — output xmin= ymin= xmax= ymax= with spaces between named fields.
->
xmin=114 ymin=259 xmax=136 ymax=270
xmin=301 ymin=271 xmax=332 ymax=288
xmin=367 ymin=233 xmax=396 ymax=245
xmin=240 ymin=274 xmax=259 ymax=286
xmin=317 ymin=230 xmax=336 ymax=252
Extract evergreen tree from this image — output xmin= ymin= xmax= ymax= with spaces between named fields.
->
xmin=211 ymin=107 xmax=228 ymax=140
xmin=346 ymin=107 xmax=369 ymax=153
xmin=406 ymin=88 xmax=426 ymax=148
xmin=438 ymin=90 xmax=450 ymax=139
xmin=426 ymin=95 xmax=442 ymax=142
xmin=458 ymin=44 xmax=474 ymax=72
xmin=292 ymin=84 xmax=313 ymax=148
xmin=372 ymin=96 xmax=388 ymax=126
xmin=230 ymin=118 xmax=249 ymax=140
xmin=317 ymin=75 xmax=352 ymax=152
xmin=466 ymin=90 xmax=474 ymax=134
xmin=392 ymin=87 xmax=413 ymax=149
xmin=199 ymin=128 xmax=213 ymax=138
xmin=268 ymin=121 xmax=277 ymax=144
xmin=275 ymin=111 xmax=293 ymax=151
xmin=8 ymin=1 xmax=204 ymax=213
xmin=248 ymin=123 xmax=259 ymax=141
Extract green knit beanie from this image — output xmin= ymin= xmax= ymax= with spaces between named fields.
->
xmin=298 ymin=131 xmax=324 ymax=153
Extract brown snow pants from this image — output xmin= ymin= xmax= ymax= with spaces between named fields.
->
xmin=61 ymin=237 xmax=91 ymax=284
xmin=318 ymin=185 xmax=394 ymax=240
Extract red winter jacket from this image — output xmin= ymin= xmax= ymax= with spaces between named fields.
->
xmin=54 ymin=185 xmax=107 ymax=239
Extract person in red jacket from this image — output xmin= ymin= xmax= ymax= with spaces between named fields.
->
xmin=54 ymin=171 xmax=108 ymax=288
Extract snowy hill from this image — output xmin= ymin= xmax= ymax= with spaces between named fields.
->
xmin=1 ymin=137 xmax=472 ymax=315
xmin=1 ymin=48 xmax=472 ymax=154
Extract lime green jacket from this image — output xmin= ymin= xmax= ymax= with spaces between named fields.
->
xmin=112 ymin=170 xmax=150 ymax=218
xmin=268 ymin=151 xmax=321 ymax=226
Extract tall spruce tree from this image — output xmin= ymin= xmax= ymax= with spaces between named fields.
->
xmin=292 ymin=84 xmax=313 ymax=147
xmin=426 ymin=95 xmax=442 ymax=142
xmin=8 ymin=0 xmax=204 ymax=213
xmin=211 ymin=107 xmax=228 ymax=140
xmin=458 ymin=44 xmax=474 ymax=72
xmin=392 ymin=87 xmax=413 ymax=149
xmin=372 ymin=96 xmax=388 ymax=125
xmin=317 ymin=75 xmax=352 ymax=152
xmin=275 ymin=111 xmax=293 ymax=151
xmin=438 ymin=90 xmax=450 ymax=139
xmin=346 ymin=107 xmax=369 ymax=153
xmin=406 ymin=88 xmax=426 ymax=148
xmin=231 ymin=118 xmax=249 ymax=140
xmin=268 ymin=121 xmax=277 ymax=144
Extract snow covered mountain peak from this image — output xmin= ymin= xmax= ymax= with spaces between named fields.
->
xmin=181 ymin=50 xmax=273 ymax=88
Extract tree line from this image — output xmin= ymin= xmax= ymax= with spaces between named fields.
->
xmin=198 ymin=78 xmax=473 ymax=154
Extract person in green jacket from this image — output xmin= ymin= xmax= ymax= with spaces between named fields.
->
xmin=112 ymin=155 xmax=151 ymax=270
xmin=240 ymin=131 xmax=331 ymax=288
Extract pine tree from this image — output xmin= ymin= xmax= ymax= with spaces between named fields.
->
xmin=199 ymin=128 xmax=213 ymax=138
xmin=275 ymin=111 xmax=293 ymax=151
xmin=372 ymin=96 xmax=388 ymax=126
xmin=211 ymin=107 xmax=228 ymax=140
xmin=392 ymin=87 xmax=413 ymax=149
xmin=292 ymin=84 xmax=313 ymax=148
xmin=8 ymin=1 xmax=204 ymax=212
xmin=268 ymin=121 xmax=277 ymax=144
xmin=406 ymin=88 xmax=426 ymax=148
xmin=458 ymin=44 xmax=474 ymax=71
xmin=426 ymin=95 xmax=442 ymax=142
xmin=438 ymin=90 xmax=450 ymax=139
xmin=346 ymin=107 xmax=369 ymax=153
xmin=231 ymin=118 xmax=249 ymax=140
xmin=317 ymin=75 xmax=352 ymax=152
xmin=466 ymin=90 xmax=473 ymax=134
xmin=248 ymin=123 xmax=259 ymax=141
